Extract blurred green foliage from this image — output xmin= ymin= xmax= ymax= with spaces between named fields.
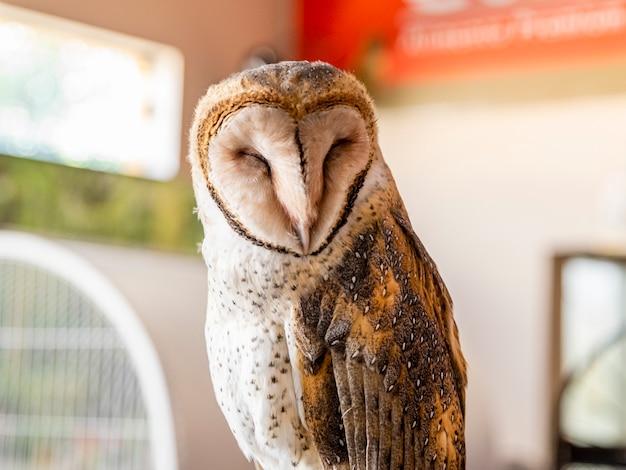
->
xmin=0 ymin=154 xmax=203 ymax=252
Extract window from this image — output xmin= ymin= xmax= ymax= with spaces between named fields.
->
xmin=554 ymin=253 xmax=626 ymax=464
xmin=0 ymin=3 xmax=184 ymax=180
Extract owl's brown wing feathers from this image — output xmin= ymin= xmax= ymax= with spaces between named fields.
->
xmin=390 ymin=202 xmax=468 ymax=411
xmin=293 ymin=202 xmax=466 ymax=469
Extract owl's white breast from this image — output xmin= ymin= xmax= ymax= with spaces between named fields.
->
xmin=201 ymin=229 xmax=332 ymax=469
xmin=205 ymin=308 xmax=323 ymax=469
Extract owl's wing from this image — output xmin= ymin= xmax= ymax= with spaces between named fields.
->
xmin=292 ymin=200 xmax=466 ymax=470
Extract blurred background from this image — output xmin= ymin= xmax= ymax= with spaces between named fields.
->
xmin=2 ymin=0 xmax=626 ymax=469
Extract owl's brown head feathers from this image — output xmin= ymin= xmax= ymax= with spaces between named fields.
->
xmin=191 ymin=61 xmax=377 ymax=154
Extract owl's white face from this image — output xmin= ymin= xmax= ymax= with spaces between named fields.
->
xmin=206 ymin=104 xmax=371 ymax=256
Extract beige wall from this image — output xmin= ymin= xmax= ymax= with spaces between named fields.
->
xmin=9 ymin=2 xmax=626 ymax=467
xmin=378 ymin=94 xmax=626 ymax=469
xmin=3 ymin=0 xmax=296 ymax=177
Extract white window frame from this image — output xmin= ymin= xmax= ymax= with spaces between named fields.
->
xmin=0 ymin=2 xmax=184 ymax=180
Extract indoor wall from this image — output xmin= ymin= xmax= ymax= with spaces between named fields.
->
xmin=5 ymin=1 xmax=626 ymax=468
xmin=379 ymin=91 xmax=626 ymax=469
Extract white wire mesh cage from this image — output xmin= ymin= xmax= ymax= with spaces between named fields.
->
xmin=0 ymin=231 xmax=177 ymax=470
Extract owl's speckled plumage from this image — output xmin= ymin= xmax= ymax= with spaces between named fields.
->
xmin=189 ymin=61 xmax=467 ymax=470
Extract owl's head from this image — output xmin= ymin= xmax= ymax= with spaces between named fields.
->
xmin=189 ymin=61 xmax=378 ymax=256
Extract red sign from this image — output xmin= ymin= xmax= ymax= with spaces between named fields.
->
xmin=299 ymin=0 xmax=626 ymax=84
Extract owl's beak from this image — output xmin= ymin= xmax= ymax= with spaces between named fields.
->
xmin=295 ymin=222 xmax=311 ymax=255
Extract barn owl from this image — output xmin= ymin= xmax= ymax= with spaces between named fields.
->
xmin=188 ymin=61 xmax=467 ymax=470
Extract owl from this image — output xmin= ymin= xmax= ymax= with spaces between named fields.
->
xmin=188 ymin=61 xmax=467 ymax=470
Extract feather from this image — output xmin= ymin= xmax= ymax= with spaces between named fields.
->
xmin=293 ymin=186 xmax=466 ymax=469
